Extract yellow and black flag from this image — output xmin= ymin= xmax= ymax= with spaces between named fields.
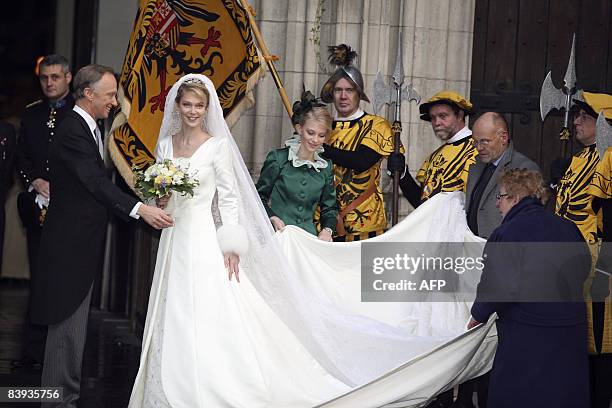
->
xmin=110 ymin=0 xmax=264 ymax=184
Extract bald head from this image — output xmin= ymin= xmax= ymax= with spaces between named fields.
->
xmin=475 ymin=112 xmax=509 ymax=133
xmin=472 ymin=112 xmax=510 ymax=163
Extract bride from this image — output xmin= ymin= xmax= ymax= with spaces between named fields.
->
xmin=128 ymin=74 xmax=453 ymax=407
xmin=128 ymin=74 xmax=351 ymax=407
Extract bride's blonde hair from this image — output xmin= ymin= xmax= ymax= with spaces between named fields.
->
xmin=175 ymin=79 xmax=210 ymax=107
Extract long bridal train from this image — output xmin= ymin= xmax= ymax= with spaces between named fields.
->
xmin=132 ymin=185 xmax=496 ymax=407
xmin=277 ymin=192 xmax=497 ymax=407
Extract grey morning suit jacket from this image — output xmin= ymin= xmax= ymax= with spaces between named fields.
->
xmin=465 ymin=141 xmax=540 ymax=239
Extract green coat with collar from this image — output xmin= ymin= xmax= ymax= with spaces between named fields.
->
xmin=256 ymin=147 xmax=337 ymax=236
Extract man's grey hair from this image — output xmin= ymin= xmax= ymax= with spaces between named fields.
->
xmin=72 ymin=64 xmax=115 ymax=100
xmin=39 ymin=54 xmax=71 ymax=74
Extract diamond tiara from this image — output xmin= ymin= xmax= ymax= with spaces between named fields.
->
xmin=183 ymin=77 xmax=205 ymax=86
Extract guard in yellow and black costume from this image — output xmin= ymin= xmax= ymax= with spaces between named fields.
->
xmin=388 ymin=91 xmax=477 ymax=209
xmin=579 ymin=92 xmax=612 ymax=408
xmin=320 ymin=45 xmax=401 ymax=241
xmin=552 ymin=92 xmax=612 ymax=408
xmin=554 ymin=94 xmax=601 ymax=245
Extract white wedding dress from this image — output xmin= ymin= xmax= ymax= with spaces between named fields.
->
xmin=129 ymin=135 xmax=355 ymax=407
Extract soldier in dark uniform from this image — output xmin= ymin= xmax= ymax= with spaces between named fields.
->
xmin=13 ymin=54 xmax=74 ymax=371
xmin=0 ymin=121 xmax=16 ymax=267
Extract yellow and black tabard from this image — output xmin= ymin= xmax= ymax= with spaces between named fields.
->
xmin=586 ymin=147 xmax=612 ymax=354
xmin=555 ymin=144 xmax=600 ymax=244
xmin=416 ymin=127 xmax=477 ymax=201
xmin=329 ymin=111 xmax=399 ymax=240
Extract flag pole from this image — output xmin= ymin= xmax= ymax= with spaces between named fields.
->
xmin=238 ymin=0 xmax=293 ymax=119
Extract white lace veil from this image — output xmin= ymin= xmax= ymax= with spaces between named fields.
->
xmin=155 ymin=74 xmax=442 ymax=387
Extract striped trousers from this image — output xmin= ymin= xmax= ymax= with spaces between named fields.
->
xmin=41 ymin=285 xmax=93 ymax=408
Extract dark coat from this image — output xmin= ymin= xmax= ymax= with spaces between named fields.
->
xmin=31 ymin=110 xmax=138 ymax=325
xmin=256 ymin=147 xmax=338 ymax=235
xmin=0 ymin=121 xmax=16 ymax=197
xmin=0 ymin=122 xmax=16 ymax=266
xmin=465 ymin=141 xmax=540 ymax=238
xmin=16 ymin=96 xmax=75 ymax=229
xmin=472 ymin=197 xmax=590 ymax=408
xmin=16 ymin=96 xmax=74 ymax=189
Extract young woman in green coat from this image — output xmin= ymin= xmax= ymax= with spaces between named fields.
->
xmin=256 ymin=91 xmax=338 ymax=241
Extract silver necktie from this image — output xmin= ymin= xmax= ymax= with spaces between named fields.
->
xmin=94 ymin=127 xmax=104 ymax=158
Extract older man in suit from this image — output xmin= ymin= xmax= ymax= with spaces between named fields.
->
xmin=31 ymin=64 xmax=173 ymax=407
xmin=466 ymin=112 xmax=540 ymax=240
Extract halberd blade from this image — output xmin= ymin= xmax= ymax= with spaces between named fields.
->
xmin=392 ymin=34 xmax=404 ymax=87
xmin=372 ymin=70 xmax=393 ymax=115
xmin=402 ymin=83 xmax=421 ymax=104
xmin=563 ymin=33 xmax=577 ymax=92
xmin=540 ymin=71 xmax=566 ymax=121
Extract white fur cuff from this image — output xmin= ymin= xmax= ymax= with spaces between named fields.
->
xmin=216 ymin=224 xmax=249 ymax=255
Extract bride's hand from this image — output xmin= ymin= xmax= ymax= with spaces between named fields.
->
xmin=270 ymin=216 xmax=286 ymax=232
xmin=156 ymin=193 xmax=172 ymax=209
xmin=225 ymin=253 xmax=240 ymax=283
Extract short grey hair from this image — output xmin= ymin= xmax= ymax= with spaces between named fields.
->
xmin=39 ymin=54 xmax=70 ymax=74
xmin=72 ymin=64 xmax=115 ymax=100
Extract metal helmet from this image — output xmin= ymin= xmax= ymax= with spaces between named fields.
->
xmin=320 ymin=44 xmax=370 ymax=103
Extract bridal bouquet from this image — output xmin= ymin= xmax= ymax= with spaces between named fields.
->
xmin=133 ymin=159 xmax=199 ymax=200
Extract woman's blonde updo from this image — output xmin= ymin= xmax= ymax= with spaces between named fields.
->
xmin=291 ymin=89 xmax=332 ymax=131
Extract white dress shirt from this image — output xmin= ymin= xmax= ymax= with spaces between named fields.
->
xmin=335 ymin=108 xmax=365 ymax=121
xmin=446 ymin=126 xmax=472 ymax=144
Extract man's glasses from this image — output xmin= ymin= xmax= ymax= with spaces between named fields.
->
xmin=573 ymin=111 xmax=593 ymax=123
xmin=473 ymin=139 xmax=492 ymax=147
xmin=473 ymin=130 xmax=507 ymax=148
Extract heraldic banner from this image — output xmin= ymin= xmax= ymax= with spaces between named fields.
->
xmin=110 ymin=0 xmax=264 ymax=187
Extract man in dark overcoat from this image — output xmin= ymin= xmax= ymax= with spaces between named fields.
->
xmin=31 ymin=64 xmax=173 ymax=407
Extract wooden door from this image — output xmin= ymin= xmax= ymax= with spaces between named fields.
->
xmin=470 ymin=0 xmax=612 ymax=180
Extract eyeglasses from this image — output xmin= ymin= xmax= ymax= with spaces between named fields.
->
xmin=573 ymin=111 xmax=593 ymax=123
xmin=496 ymin=193 xmax=509 ymax=200
xmin=473 ymin=139 xmax=492 ymax=147
xmin=473 ymin=130 xmax=507 ymax=148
